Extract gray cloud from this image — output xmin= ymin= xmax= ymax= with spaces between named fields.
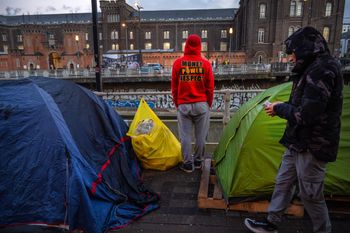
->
xmin=46 ymin=6 xmax=57 ymax=12
xmin=5 ymin=6 xmax=22 ymax=15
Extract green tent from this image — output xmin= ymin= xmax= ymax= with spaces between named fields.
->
xmin=214 ymin=82 xmax=350 ymax=200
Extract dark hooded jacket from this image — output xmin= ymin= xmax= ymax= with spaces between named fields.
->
xmin=274 ymin=26 xmax=344 ymax=162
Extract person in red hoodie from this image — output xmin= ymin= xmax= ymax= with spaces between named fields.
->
xmin=171 ymin=34 xmax=214 ymax=172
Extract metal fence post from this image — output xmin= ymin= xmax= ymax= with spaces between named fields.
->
xmin=223 ymin=90 xmax=231 ymax=126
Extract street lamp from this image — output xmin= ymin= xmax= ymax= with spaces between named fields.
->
xmin=122 ymin=23 xmax=128 ymax=51
xmin=75 ymin=34 xmax=80 ymax=61
xmin=229 ymin=27 xmax=233 ymax=64
xmin=135 ymin=1 xmax=143 ymax=65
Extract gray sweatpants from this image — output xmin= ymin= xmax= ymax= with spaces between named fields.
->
xmin=267 ymin=149 xmax=331 ymax=233
xmin=177 ymin=102 xmax=210 ymax=164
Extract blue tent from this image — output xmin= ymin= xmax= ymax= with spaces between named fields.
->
xmin=0 ymin=77 xmax=159 ymax=233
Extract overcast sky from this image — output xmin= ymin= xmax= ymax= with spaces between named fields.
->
xmin=1 ymin=0 xmax=240 ymax=15
xmin=2 ymin=0 xmax=349 ymax=18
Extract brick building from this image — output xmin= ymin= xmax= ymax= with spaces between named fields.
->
xmin=0 ymin=0 xmax=346 ymax=71
xmin=234 ymin=0 xmax=345 ymax=63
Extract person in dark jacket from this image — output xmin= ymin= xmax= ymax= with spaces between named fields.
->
xmin=244 ymin=26 xmax=344 ymax=233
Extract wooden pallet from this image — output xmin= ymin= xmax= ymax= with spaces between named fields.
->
xmin=198 ymin=158 xmax=304 ymax=217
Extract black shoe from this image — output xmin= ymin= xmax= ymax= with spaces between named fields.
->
xmin=244 ymin=218 xmax=278 ymax=233
xmin=179 ymin=162 xmax=194 ymax=173
xmin=194 ymin=158 xmax=202 ymax=169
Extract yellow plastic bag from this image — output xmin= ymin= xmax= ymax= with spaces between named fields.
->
xmin=127 ymin=98 xmax=182 ymax=170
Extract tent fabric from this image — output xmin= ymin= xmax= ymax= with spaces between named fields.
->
xmin=0 ymin=77 xmax=159 ymax=233
xmin=214 ymin=82 xmax=350 ymax=199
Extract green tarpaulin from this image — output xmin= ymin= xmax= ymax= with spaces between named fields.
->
xmin=214 ymin=82 xmax=350 ymax=199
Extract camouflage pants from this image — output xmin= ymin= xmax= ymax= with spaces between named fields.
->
xmin=267 ymin=149 xmax=331 ymax=233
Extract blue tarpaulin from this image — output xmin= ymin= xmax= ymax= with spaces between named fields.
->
xmin=0 ymin=77 xmax=159 ymax=233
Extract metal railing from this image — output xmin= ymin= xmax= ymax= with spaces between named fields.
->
xmin=96 ymin=89 xmax=265 ymax=125
xmin=0 ymin=63 xmax=294 ymax=79
xmin=1 ymin=63 xmax=350 ymax=79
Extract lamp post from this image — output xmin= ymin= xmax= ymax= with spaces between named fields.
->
xmin=229 ymin=27 xmax=233 ymax=64
xmin=91 ymin=0 xmax=102 ymax=91
xmin=135 ymin=1 xmax=143 ymax=66
xmin=75 ymin=35 xmax=80 ymax=62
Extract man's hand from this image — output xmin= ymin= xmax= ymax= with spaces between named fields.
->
xmin=265 ymin=102 xmax=282 ymax=117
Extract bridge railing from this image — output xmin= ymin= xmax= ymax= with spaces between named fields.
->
xmin=0 ymin=63 xmax=293 ymax=79
xmin=95 ymin=89 xmax=265 ymax=125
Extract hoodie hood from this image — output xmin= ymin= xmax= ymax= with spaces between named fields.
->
xmin=284 ymin=26 xmax=330 ymax=74
xmin=184 ymin=34 xmax=202 ymax=55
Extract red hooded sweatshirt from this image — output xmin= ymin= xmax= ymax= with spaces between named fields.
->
xmin=171 ymin=34 xmax=214 ymax=108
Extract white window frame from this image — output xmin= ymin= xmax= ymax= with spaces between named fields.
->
xmin=111 ymin=31 xmax=118 ymax=40
xmin=220 ymin=42 xmax=228 ymax=51
xmin=258 ymin=28 xmax=265 ymax=43
xmin=145 ymin=42 xmax=152 ymax=50
xmin=201 ymin=30 xmax=208 ymax=39
xmin=325 ymin=2 xmax=332 ymax=17
xmin=323 ymin=27 xmax=330 ymax=42
xmin=201 ymin=42 xmax=208 ymax=51
xmin=163 ymin=42 xmax=170 ymax=50
xmin=259 ymin=3 xmax=266 ymax=19
xmin=145 ymin=31 xmax=151 ymax=40
xmin=182 ymin=30 xmax=188 ymax=39
xmin=221 ymin=30 xmax=227 ymax=38
xmin=164 ymin=30 xmax=170 ymax=39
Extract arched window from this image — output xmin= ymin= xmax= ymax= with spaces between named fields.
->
xmin=325 ymin=2 xmax=332 ymax=16
xmin=111 ymin=31 xmax=118 ymax=40
xmin=258 ymin=55 xmax=263 ymax=64
xmin=288 ymin=26 xmax=295 ymax=36
xmin=323 ymin=27 xmax=330 ymax=42
xmin=259 ymin=4 xmax=266 ymax=19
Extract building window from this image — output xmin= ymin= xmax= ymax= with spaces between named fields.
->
xmin=111 ymin=31 xmax=118 ymax=40
xmin=259 ymin=3 xmax=266 ymax=19
xmin=290 ymin=1 xmax=303 ymax=17
xmin=107 ymin=14 xmax=119 ymax=23
xmin=145 ymin=32 xmax=151 ymax=40
xmin=111 ymin=43 xmax=119 ymax=50
xmin=164 ymin=30 xmax=170 ymax=39
xmin=85 ymin=33 xmax=89 ymax=41
xmin=16 ymin=58 xmax=20 ymax=68
xmin=201 ymin=30 xmax=208 ymax=39
xmin=17 ymin=45 xmax=24 ymax=50
xmin=182 ymin=42 xmax=186 ymax=51
xmin=258 ymin=28 xmax=265 ymax=43
xmin=99 ymin=32 xmax=102 ymax=40
xmin=288 ymin=26 xmax=295 ymax=36
xmin=201 ymin=42 xmax=208 ymax=51
xmin=3 ymin=45 xmax=8 ymax=53
xmin=130 ymin=44 xmax=134 ymax=50
xmin=220 ymin=42 xmax=228 ymax=51
xmin=221 ymin=30 xmax=227 ymax=38
xmin=2 ymin=34 xmax=7 ymax=41
xmin=323 ymin=27 xmax=330 ymax=42
xmin=17 ymin=35 xmax=23 ymax=42
xmin=129 ymin=31 xmax=134 ymax=40
xmin=49 ymin=34 xmax=55 ymax=39
xmin=182 ymin=30 xmax=188 ymax=39
xmin=325 ymin=2 xmax=332 ymax=16
xmin=145 ymin=43 xmax=152 ymax=50
xmin=163 ymin=42 xmax=170 ymax=50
